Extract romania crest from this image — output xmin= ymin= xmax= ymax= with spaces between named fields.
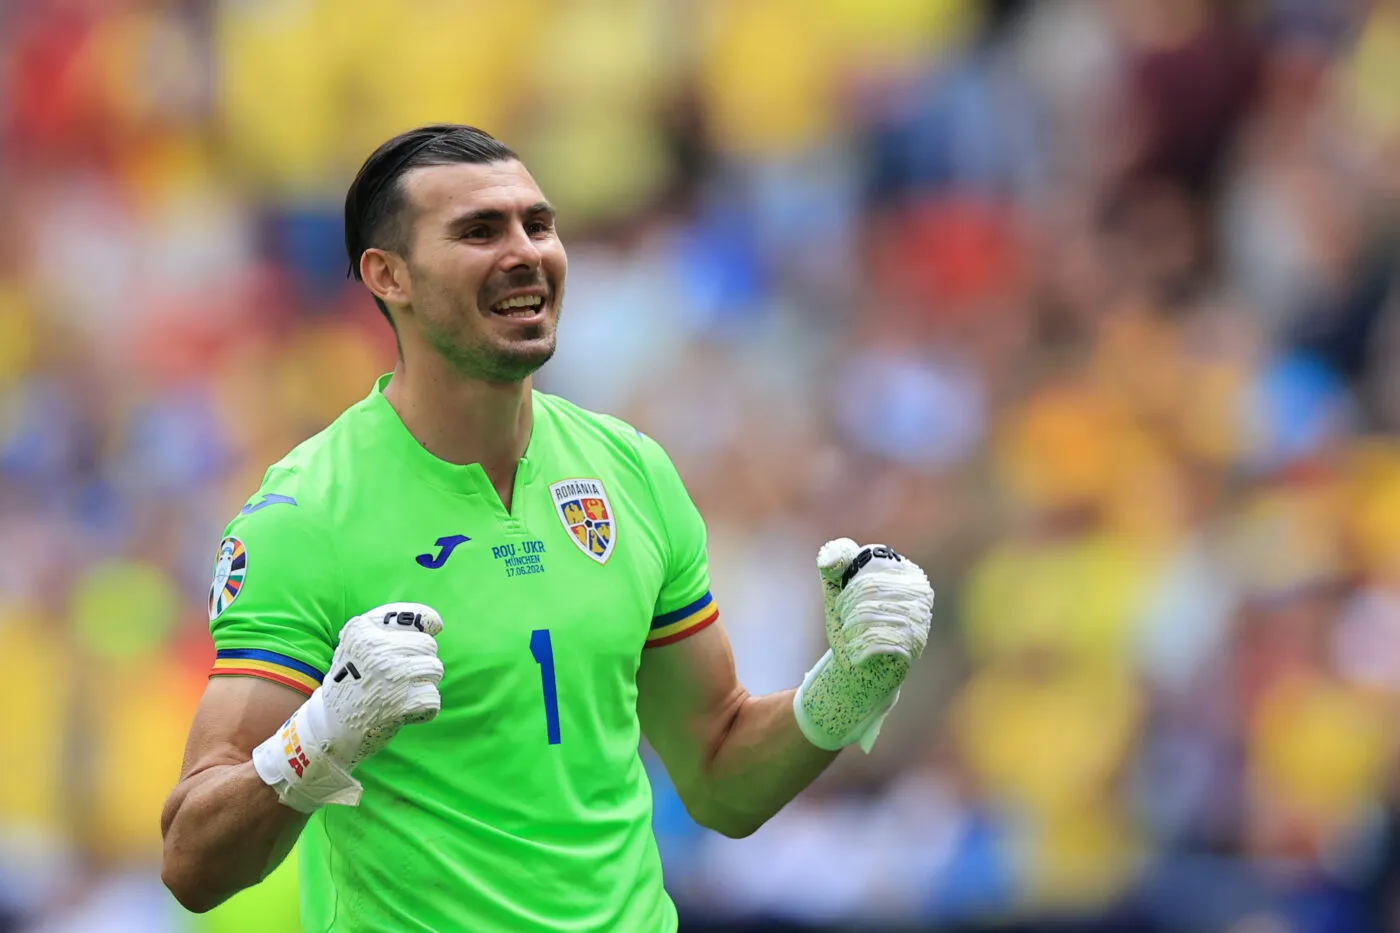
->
xmin=209 ymin=536 xmax=247 ymax=620
xmin=550 ymin=478 xmax=615 ymax=563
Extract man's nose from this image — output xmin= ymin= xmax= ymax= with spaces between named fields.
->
xmin=500 ymin=223 xmax=542 ymax=271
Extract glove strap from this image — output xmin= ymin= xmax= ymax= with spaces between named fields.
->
xmin=252 ymin=692 xmax=363 ymax=814
xmin=793 ymin=651 xmax=846 ymax=751
xmin=794 ymin=649 xmax=906 ymax=754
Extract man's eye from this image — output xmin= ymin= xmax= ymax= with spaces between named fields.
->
xmin=462 ymin=226 xmax=491 ymax=240
xmin=527 ymin=221 xmax=552 ymax=235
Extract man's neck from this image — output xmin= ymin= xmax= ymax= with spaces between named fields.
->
xmin=382 ymin=358 xmax=533 ymax=499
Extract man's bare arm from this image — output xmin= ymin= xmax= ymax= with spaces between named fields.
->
xmin=160 ymin=677 xmax=308 ymax=913
xmin=163 ymin=603 xmax=445 ymax=911
xmin=637 ymin=622 xmax=837 ymax=839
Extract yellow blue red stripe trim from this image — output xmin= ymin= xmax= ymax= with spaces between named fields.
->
xmin=647 ymin=592 xmax=719 ymax=647
xmin=211 ymin=649 xmax=323 ymax=696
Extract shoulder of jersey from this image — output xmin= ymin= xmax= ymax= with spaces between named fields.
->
xmin=233 ymin=402 xmax=368 ymax=525
xmin=533 ymin=391 xmax=651 ymax=462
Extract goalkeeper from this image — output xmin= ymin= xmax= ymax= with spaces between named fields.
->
xmin=160 ymin=124 xmax=934 ymax=933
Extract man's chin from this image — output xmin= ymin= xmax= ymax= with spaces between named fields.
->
xmin=478 ymin=337 xmax=557 ymax=383
xmin=424 ymin=322 xmax=557 ymax=383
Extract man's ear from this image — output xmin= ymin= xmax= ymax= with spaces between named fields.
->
xmin=360 ymin=248 xmax=412 ymax=308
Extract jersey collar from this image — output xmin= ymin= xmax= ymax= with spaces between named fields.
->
xmin=360 ymin=373 xmax=541 ymax=493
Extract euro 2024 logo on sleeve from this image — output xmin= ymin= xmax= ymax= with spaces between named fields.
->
xmin=549 ymin=479 xmax=615 ymax=563
xmin=209 ymin=536 xmax=247 ymax=620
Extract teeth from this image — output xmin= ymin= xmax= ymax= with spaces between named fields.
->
xmin=493 ymin=296 xmax=543 ymax=313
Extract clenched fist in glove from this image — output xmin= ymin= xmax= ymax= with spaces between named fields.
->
xmin=793 ymin=540 xmax=934 ymax=753
xmin=252 ymin=603 xmax=444 ymax=813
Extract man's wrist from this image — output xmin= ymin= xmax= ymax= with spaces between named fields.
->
xmin=251 ymin=693 xmax=362 ymax=813
xmin=794 ymin=649 xmax=908 ymax=753
xmin=793 ymin=651 xmax=847 ymax=751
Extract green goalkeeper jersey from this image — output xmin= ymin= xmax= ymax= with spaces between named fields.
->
xmin=206 ymin=375 xmax=719 ymax=933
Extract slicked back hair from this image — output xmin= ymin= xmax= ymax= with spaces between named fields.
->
xmin=344 ymin=124 xmax=518 ymax=328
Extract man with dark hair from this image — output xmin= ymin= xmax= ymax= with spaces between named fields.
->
xmin=160 ymin=123 xmax=934 ymax=932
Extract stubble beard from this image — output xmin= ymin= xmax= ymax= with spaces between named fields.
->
xmin=420 ymin=299 xmax=559 ymax=384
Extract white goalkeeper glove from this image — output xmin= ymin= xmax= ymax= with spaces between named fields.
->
xmin=793 ymin=539 xmax=934 ymax=753
xmin=252 ymin=602 xmax=444 ymax=813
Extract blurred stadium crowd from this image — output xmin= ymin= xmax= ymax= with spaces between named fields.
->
xmin=3 ymin=0 xmax=1400 ymax=931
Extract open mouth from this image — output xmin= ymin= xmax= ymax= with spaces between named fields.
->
xmin=490 ymin=295 xmax=546 ymax=318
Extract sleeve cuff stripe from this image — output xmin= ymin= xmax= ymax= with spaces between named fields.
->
xmin=212 ymin=655 xmax=321 ymax=693
xmin=651 ymin=591 xmax=714 ymax=629
xmin=645 ymin=608 xmax=719 ymax=648
xmin=209 ymin=665 xmax=318 ymax=697
xmin=215 ymin=648 xmax=323 ymax=681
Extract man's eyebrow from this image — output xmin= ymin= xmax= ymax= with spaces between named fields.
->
xmin=449 ymin=208 xmax=505 ymax=227
xmin=447 ymin=202 xmax=556 ymax=229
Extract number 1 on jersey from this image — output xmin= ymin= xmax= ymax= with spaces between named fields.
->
xmin=529 ymin=629 xmax=562 ymax=745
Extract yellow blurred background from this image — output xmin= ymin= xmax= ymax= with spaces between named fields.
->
xmin=4 ymin=1 xmax=1400 ymax=931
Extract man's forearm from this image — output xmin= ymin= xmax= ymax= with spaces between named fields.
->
xmin=160 ymin=761 xmax=308 ymax=913
xmin=692 ymin=688 xmax=838 ymax=838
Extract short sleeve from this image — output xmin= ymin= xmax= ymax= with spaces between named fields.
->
xmin=206 ymin=478 xmax=342 ymax=695
xmin=637 ymin=433 xmax=719 ymax=648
